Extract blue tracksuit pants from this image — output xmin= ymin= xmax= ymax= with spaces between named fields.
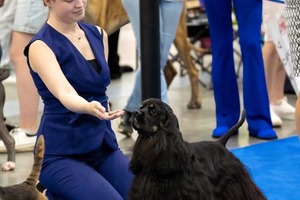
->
xmin=203 ymin=0 xmax=273 ymax=132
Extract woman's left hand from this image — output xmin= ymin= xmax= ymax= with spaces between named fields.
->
xmin=102 ymin=109 xmax=125 ymax=120
xmin=88 ymin=101 xmax=124 ymax=120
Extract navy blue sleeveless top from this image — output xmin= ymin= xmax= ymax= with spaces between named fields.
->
xmin=24 ymin=22 xmax=118 ymax=155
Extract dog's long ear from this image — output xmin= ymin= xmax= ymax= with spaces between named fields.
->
xmin=162 ymin=107 xmax=180 ymax=130
xmin=162 ymin=111 xmax=170 ymax=127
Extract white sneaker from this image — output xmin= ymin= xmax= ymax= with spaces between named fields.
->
xmin=270 ymin=106 xmax=283 ymax=127
xmin=0 ymin=128 xmax=36 ymax=153
xmin=270 ymin=96 xmax=295 ymax=120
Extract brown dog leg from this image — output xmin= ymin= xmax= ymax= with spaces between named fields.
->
xmin=173 ymin=5 xmax=201 ymax=109
xmin=164 ymin=60 xmax=177 ymax=88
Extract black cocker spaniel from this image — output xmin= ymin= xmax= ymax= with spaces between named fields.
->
xmin=129 ymin=98 xmax=266 ymax=200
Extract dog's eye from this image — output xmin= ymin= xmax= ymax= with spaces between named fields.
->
xmin=149 ymin=107 xmax=157 ymax=116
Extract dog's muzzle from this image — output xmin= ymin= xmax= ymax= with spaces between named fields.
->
xmin=132 ymin=110 xmax=159 ymax=137
xmin=132 ymin=110 xmax=142 ymax=130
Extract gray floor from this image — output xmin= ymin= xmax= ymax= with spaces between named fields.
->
xmin=0 ymin=24 xmax=297 ymax=187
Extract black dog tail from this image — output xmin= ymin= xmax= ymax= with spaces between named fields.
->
xmin=218 ymin=109 xmax=246 ymax=146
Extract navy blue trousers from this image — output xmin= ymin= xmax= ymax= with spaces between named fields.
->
xmin=40 ymin=147 xmax=134 ymax=200
xmin=203 ymin=0 xmax=272 ymax=132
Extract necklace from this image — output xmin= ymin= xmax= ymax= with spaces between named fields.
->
xmin=66 ymin=29 xmax=82 ymax=40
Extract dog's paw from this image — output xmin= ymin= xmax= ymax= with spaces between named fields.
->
xmin=187 ymin=99 xmax=201 ymax=109
xmin=2 ymin=161 xmax=15 ymax=171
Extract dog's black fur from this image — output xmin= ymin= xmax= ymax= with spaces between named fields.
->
xmin=130 ymin=98 xmax=266 ymax=200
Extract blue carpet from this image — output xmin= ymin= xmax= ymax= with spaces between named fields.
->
xmin=231 ymin=136 xmax=300 ymax=200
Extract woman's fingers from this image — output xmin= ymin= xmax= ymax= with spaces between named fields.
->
xmin=89 ymin=101 xmax=124 ymax=120
xmin=97 ymin=109 xmax=124 ymax=120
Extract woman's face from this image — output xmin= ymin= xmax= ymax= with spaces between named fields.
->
xmin=47 ymin=0 xmax=87 ymax=23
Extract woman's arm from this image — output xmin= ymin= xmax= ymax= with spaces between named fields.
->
xmin=28 ymin=40 xmax=123 ymax=120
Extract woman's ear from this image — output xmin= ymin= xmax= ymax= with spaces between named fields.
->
xmin=43 ymin=0 xmax=52 ymax=7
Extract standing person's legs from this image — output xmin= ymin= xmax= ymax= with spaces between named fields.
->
xmin=263 ymin=42 xmax=285 ymax=104
xmin=118 ymin=0 xmax=141 ymax=136
xmin=285 ymin=0 xmax=300 ymax=137
xmin=108 ymin=29 xmax=134 ymax=80
xmin=0 ymin=0 xmax=49 ymax=152
xmin=0 ymin=0 xmax=16 ymax=68
xmin=204 ymin=0 xmax=241 ymax=137
xmin=262 ymin=1 xmax=286 ymax=105
xmin=262 ymin=41 xmax=284 ymax=126
xmin=122 ymin=0 xmax=169 ymax=109
xmin=10 ymin=0 xmax=48 ymax=133
xmin=159 ymin=0 xmax=183 ymax=103
xmin=262 ymin=0 xmax=295 ymax=126
xmin=233 ymin=0 xmax=276 ymax=139
xmin=108 ymin=29 xmax=122 ymax=79
xmin=122 ymin=0 xmax=183 ymax=111
xmin=263 ymin=40 xmax=295 ymax=125
xmin=119 ymin=0 xmax=183 ymax=136
xmin=285 ymin=0 xmax=300 ymax=78
xmin=121 ymin=0 xmax=143 ymax=114
xmin=10 ymin=33 xmax=39 ymax=132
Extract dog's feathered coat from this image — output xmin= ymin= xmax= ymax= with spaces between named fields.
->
xmin=130 ymin=98 xmax=266 ymax=200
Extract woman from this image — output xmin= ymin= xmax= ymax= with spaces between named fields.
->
xmin=24 ymin=0 xmax=133 ymax=199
